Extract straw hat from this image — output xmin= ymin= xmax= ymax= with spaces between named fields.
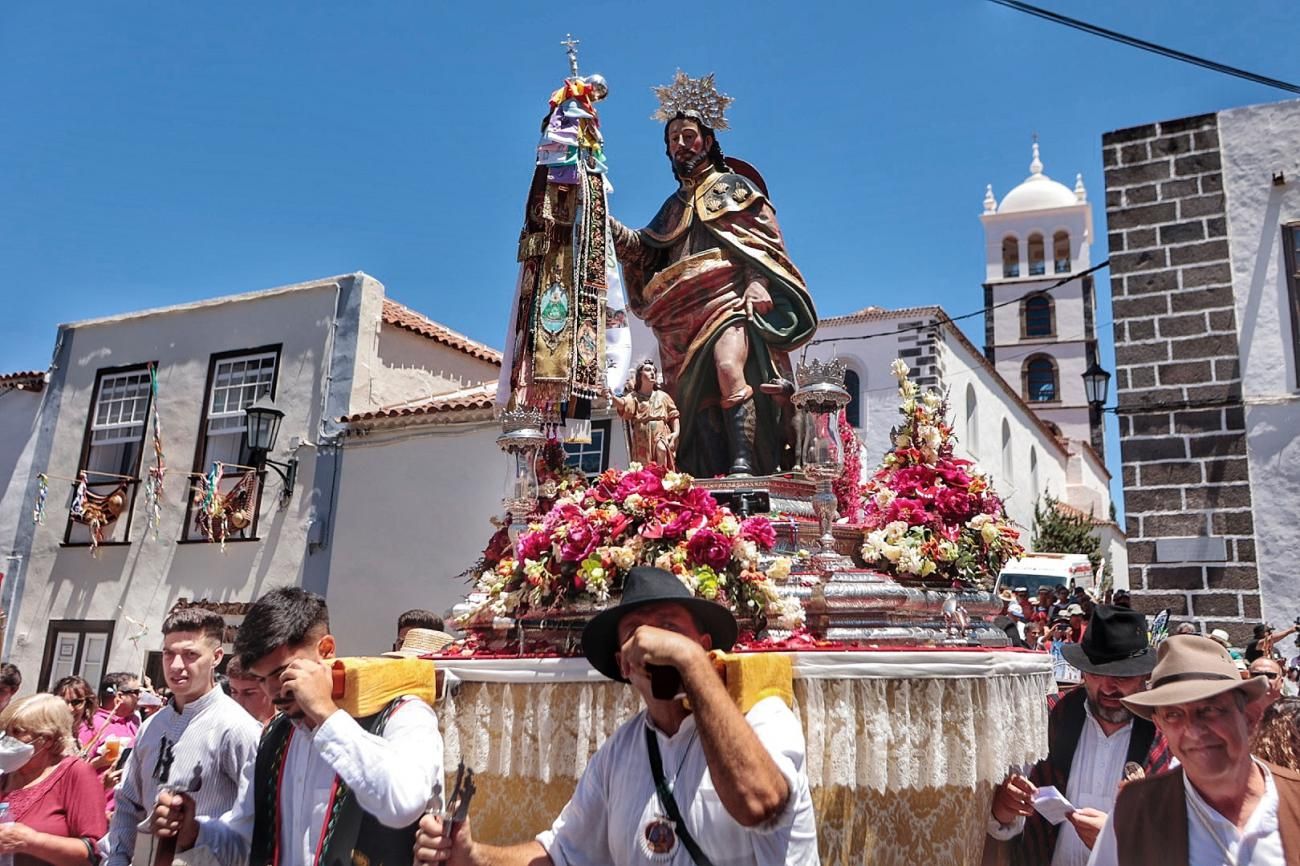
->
xmin=1121 ymin=635 xmax=1268 ymax=720
xmin=382 ymin=627 xmax=455 ymax=658
xmin=998 ymin=588 xmax=1015 ymax=603
xmin=1209 ymin=628 xmax=1232 ymax=648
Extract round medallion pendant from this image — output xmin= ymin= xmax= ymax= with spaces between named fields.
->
xmin=642 ymin=819 xmax=677 ymax=858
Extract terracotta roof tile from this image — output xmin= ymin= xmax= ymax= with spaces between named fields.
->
xmin=0 ymin=370 xmax=45 ymax=392
xmin=343 ymin=382 xmax=497 ymax=425
xmin=382 ymin=299 xmax=502 ymax=365
xmin=819 ymin=304 xmax=944 ymax=326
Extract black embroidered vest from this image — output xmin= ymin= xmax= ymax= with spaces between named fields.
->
xmin=249 ymin=699 xmax=419 ymax=866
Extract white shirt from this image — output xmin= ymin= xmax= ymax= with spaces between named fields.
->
xmin=987 ymin=702 xmax=1132 ymax=866
xmin=107 ymin=688 xmax=262 ymax=866
xmin=1087 ymin=760 xmax=1286 ymax=866
xmin=537 ymin=696 xmax=819 ymax=866
xmin=195 ymin=698 xmax=443 ymax=866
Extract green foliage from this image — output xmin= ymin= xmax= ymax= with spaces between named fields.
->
xmin=1031 ymin=494 xmax=1111 ymax=579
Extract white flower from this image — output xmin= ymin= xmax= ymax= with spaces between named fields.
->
xmin=733 ymin=538 xmax=759 ymax=567
xmin=772 ymin=596 xmax=806 ymax=630
xmin=967 ymin=514 xmax=993 ymax=529
xmin=981 ymin=522 xmax=1000 ymax=544
xmin=874 ymin=488 xmax=897 ymax=509
xmin=881 ymin=543 xmax=904 ymax=563
xmin=624 ymin=493 xmax=645 ymax=512
xmin=884 ymin=521 xmax=910 ymax=542
xmin=767 ymin=556 xmax=792 ymax=581
xmin=922 ymin=391 xmax=941 ymax=409
xmin=918 ymin=424 xmax=942 ymax=451
xmin=627 ymin=462 xmax=644 ymax=472
xmin=890 ymin=358 xmax=910 ymax=380
xmin=662 ymin=471 xmax=691 ymax=493
xmin=897 ymin=546 xmax=924 ymax=574
xmin=654 ymin=552 xmax=675 ymax=571
xmin=717 ymin=515 xmax=740 ymax=536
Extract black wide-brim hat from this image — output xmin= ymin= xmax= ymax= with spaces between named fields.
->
xmin=1060 ymin=604 xmax=1158 ymax=677
xmin=582 ymin=566 xmax=738 ymax=682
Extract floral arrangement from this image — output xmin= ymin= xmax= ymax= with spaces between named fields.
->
xmin=832 ymin=410 xmax=865 ymax=524
xmin=462 ymin=460 xmax=802 ymax=631
xmin=859 ymin=359 xmax=1023 ymax=589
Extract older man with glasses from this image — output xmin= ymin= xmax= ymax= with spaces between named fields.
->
xmin=1247 ymin=657 xmax=1287 ymax=724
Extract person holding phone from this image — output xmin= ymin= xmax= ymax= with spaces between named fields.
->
xmin=414 ymin=566 xmax=818 ymax=866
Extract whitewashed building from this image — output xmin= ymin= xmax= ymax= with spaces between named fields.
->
xmin=0 ymin=274 xmax=501 ymax=686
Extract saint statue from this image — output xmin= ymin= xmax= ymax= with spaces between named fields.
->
xmin=610 ymin=72 xmax=817 ymax=477
xmin=612 ymin=359 xmax=680 ymax=470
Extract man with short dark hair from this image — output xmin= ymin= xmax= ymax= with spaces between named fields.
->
xmin=415 ymin=566 xmax=818 ymax=865
xmin=395 ymin=609 xmax=445 ymax=652
xmin=1088 ymin=634 xmax=1300 ymax=864
xmin=0 ymin=662 xmax=21 ymax=711
xmin=153 ymin=587 xmax=443 ymax=866
xmin=107 ymin=608 xmax=261 ymax=866
xmin=224 ymin=657 xmax=274 ymax=726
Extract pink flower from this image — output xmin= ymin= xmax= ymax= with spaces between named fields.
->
xmin=887 ymin=497 xmax=931 ymax=527
xmin=687 ymin=529 xmax=733 ymax=571
xmin=936 ymin=464 xmax=973 ymax=488
xmin=739 ymin=517 xmax=777 ymax=549
xmin=557 ymin=522 xmax=600 ymax=562
xmin=516 ymin=529 xmax=552 ymax=562
xmin=659 ymin=505 xmax=706 ymax=540
xmin=934 ymin=488 xmax=976 ymax=521
xmin=680 ymin=486 xmax=720 ymax=518
xmin=616 ymin=469 xmax=664 ymax=500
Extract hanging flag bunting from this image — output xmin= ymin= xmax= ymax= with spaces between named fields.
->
xmin=69 ymin=471 xmax=87 ymax=520
xmin=32 ymin=474 xmax=48 ymax=525
xmin=143 ymin=363 xmax=167 ymax=540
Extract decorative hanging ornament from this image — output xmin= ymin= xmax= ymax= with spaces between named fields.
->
xmin=651 ymin=70 xmax=733 ymax=131
xmin=144 ymin=363 xmax=167 ymax=540
xmin=68 ymin=472 xmax=129 ymax=554
xmin=193 ymin=464 xmax=259 ymax=551
xmin=32 ymin=473 xmax=49 ymax=525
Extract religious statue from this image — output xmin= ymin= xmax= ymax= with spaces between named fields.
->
xmin=610 ymin=71 xmax=817 ymax=477
xmin=498 ymin=36 xmax=631 ymax=424
xmin=612 ymin=359 xmax=680 ymax=470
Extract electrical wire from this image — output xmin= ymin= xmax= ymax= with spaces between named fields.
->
xmin=807 ymin=260 xmax=1110 ymax=348
xmin=987 ymin=0 xmax=1300 ymax=95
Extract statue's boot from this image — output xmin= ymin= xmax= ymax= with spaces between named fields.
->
xmin=724 ymin=399 xmax=757 ymax=476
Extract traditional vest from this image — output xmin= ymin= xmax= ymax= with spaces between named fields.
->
xmin=1112 ymin=762 xmax=1300 ymax=866
xmin=1011 ymin=687 xmax=1173 ymax=866
xmin=249 ymin=699 xmax=419 ymax=866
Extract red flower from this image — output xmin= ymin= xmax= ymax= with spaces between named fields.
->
xmin=482 ymin=527 xmax=511 ymax=563
xmin=604 ymin=512 xmax=632 ymax=540
xmin=687 ymin=529 xmax=732 ymax=571
xmin=739 ymin=517 xmax=777 ymax=549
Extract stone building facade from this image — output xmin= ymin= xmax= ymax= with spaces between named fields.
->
xmin=1104 ymin=101 xmax=1300 ymax=640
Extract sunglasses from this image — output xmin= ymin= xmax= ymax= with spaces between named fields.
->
xmin=1250 ymin=671 xmax=1280 ymax=680
xmin=65 ymin=698 xmax=89 ymax=707
xmin=117 ymin=688 xmax=142 ymax=696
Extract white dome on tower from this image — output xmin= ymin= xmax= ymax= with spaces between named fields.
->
xmin=997 ymin=142 xmax=1079 ymax=213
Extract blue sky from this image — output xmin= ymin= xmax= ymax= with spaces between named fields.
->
xmin=2 ymin=2 xmax=1294 ymax=506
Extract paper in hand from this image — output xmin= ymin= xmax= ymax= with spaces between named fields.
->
xmin=1032 ymin=785 xmax=1076 ymax=825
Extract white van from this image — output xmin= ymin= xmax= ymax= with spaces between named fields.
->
xmin=996 ymin=553 xmax=1097 ymax=597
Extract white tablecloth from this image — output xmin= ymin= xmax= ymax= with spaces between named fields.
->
xmin=438 ymin=650 xmax=1052 ymax=792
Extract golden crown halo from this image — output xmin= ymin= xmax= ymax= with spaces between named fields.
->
xmin=652 ymin=70 xmax=733 ymax=131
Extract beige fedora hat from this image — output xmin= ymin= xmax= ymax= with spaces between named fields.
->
xmin=1121 ymin=634 xmax=1268 ymax=720
xmin=382 ymin=627 xmax=455 ymax=658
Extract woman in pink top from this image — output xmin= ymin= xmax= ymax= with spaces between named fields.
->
xmin=50 ymin=679 xmax=96 ymax=749
xmin=0 ymin=695 xmax=107 ymax=866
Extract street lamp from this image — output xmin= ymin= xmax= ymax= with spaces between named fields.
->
xmin=1082 ymin=360 xmax=1111 ymax=410
xmin=244 ymin=395 xmax=298 ymax=507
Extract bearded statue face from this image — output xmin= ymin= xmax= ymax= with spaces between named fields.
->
xmin=665 ymin=117 xmax=714 ymax=179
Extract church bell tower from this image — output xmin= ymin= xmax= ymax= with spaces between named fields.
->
xmin=981 ymin=141 xmax=1102 ymax=455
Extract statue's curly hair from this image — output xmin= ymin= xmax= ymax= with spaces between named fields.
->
xmin=663 ymin=112 xmax=728 ymax=179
